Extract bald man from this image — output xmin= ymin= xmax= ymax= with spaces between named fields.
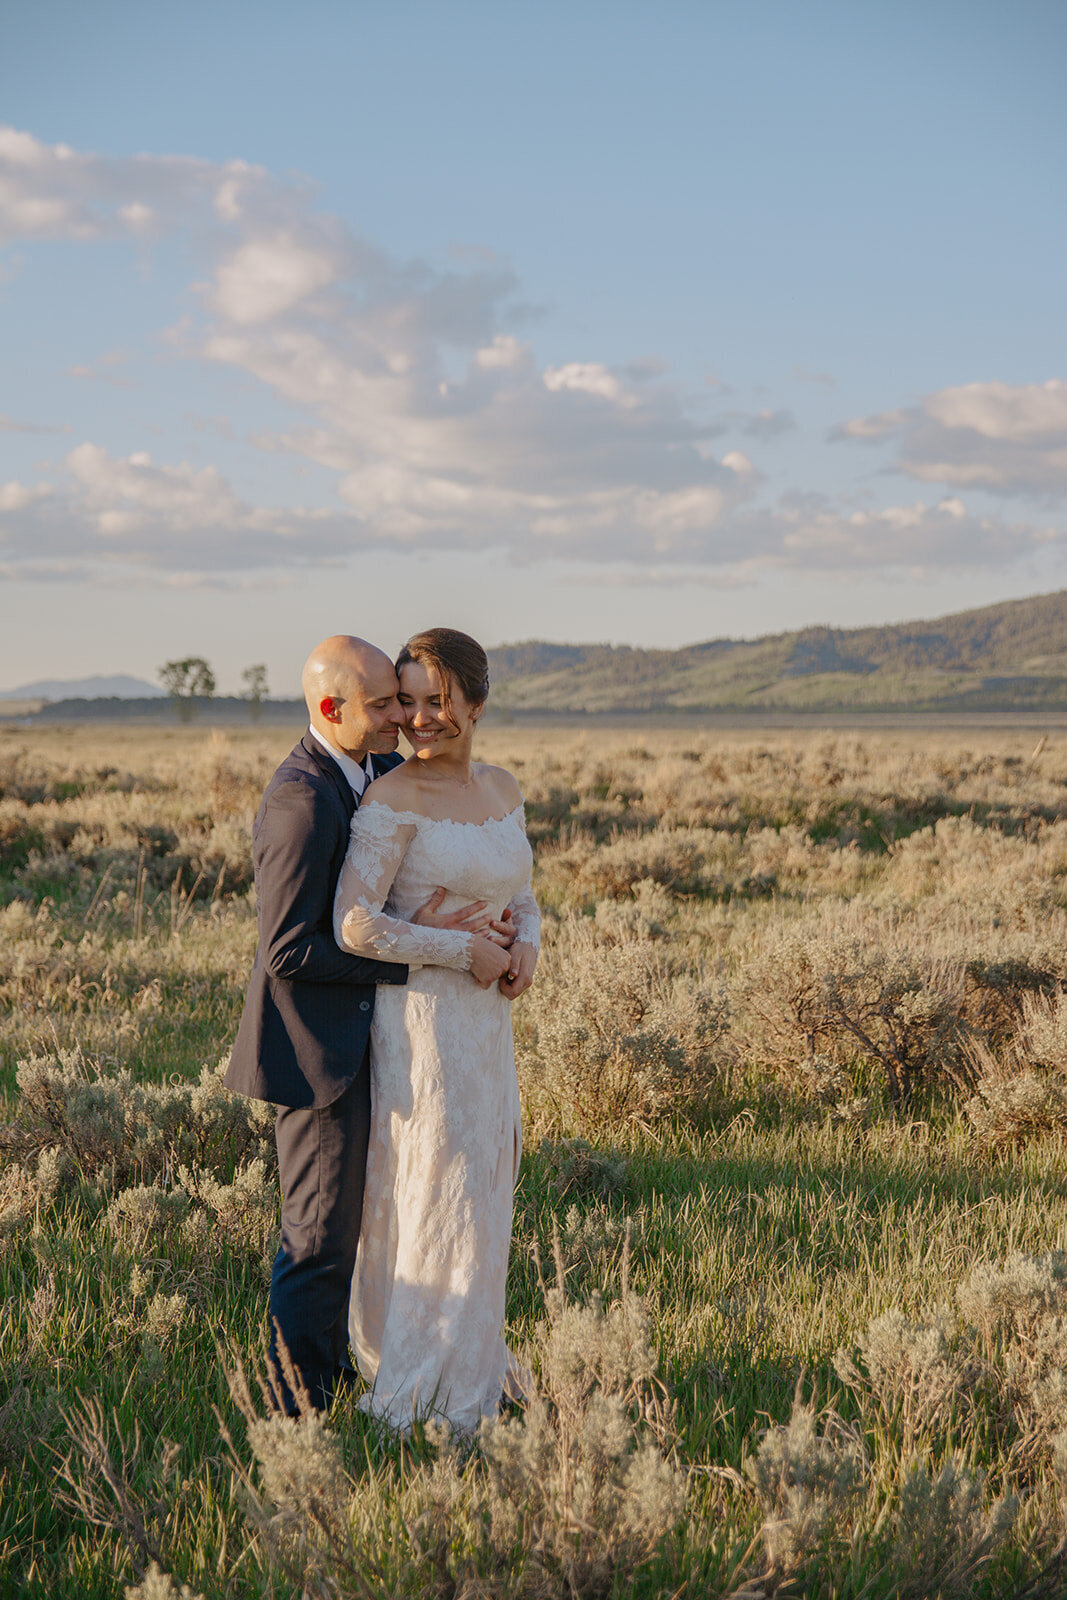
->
xmin=226 ymin=637 xmax=415 ymax=1412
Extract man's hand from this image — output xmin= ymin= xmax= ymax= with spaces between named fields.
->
xmin=499 ymin=940 xmax=537 ymax=1001
xmin=413 ymin=886 xmax=493 ymax=934
xmin=413 ymin=888 xmax=516 ymax=948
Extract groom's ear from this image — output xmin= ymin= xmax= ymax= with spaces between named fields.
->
xmin=320 ymin=696 xmax=343 ymax=724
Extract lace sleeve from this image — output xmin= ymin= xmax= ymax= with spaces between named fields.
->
xmin=333 ymin=801 xmax=472 ymax=973
xmin=505 ymin=805 xmax=540 ymax=951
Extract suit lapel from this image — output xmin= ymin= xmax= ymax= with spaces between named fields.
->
xmin=301 ymin=733 xmax=357 ymax=818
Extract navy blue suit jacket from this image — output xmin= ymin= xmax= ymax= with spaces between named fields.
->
xmin=226 ymin=735 xmax=408 ymax=1109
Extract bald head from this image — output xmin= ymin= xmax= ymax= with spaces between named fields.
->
xmin=302 ymin=635 xmax=402 ymax=761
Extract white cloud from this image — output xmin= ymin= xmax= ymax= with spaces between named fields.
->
xmin=542 ymin=362 xmax=630 ymax=404
xmin=0 ymin=413 xmax=69 ymax=434
xmin=742 ymin=408 xmax=795 ymax=439
xmin=0 ymin=125 xmax=243 ymax=245
xmin=837 ymin=380 xmax=1067 ymax=496
xmin=475 ymin=336 xmax=528 ymax=370
xmin=0 ymin=443 xmax=356 ymax=580
xmin=210 ymin=233 xmax=338 ymax=323
xmin=732 ymin=494 xmax=1063 ymax=572
xmin=0 ymin=480 xmax=52 ymax=512
xmin=3 ymin=125 xmax=1065 ymax=589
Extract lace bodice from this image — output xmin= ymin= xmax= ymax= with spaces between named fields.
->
xmin=333 ymin=799 xmax=540 ymax=971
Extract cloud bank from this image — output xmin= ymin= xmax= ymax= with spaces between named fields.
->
xmin=837 ymin=380 xmax=1067 ymax=498
xmin=1 ymin=127 xmax=1064 ymax=587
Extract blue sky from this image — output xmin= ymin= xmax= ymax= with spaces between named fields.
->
xmin=2 ymin=1 xmax=1066 ymax=693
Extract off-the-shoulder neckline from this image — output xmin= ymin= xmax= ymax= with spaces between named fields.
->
xmin=356 ymin=798 xmax=524 ymax=829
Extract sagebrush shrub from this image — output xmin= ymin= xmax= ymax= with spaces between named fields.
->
xmin=891 ymin=1456 xmax=1018 ymax=1598
xmin=745 ymin=1396 xmax=866 ymax=1572
xmin=215 ymin=1241 xmax=686 ymax=1600
xmin=15 ymin=1054 xmax=274 ymax=1188
xmin=520 ymin=916 xmax=728 ymax=1132
xmin=835 ymin=1310 xmax=968 ymax=1447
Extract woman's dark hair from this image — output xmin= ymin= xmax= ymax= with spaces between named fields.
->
xmin=396 ymin=628 xmax=490 ymax=731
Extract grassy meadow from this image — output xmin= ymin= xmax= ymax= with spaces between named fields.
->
xmin=2 ymin=718 xmax=1067 ymax=1599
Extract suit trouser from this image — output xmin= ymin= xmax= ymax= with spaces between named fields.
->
xmin=269 ymin=1049 xmax=370 ymax=1413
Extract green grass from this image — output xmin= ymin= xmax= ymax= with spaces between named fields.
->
xmin=2 ymin=724 xmax=1067 ymax=1596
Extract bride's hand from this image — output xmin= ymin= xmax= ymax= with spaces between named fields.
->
xmin=468 ymin=935 xmax=512 ymax=989
xmin=500 ymin=940 xmax=537 ymax=1001
xmin=413 ymin=886 xmax=493 ymax=933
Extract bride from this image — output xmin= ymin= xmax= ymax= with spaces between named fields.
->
xmin=332 ymin=627 xmax=540 ymax=1432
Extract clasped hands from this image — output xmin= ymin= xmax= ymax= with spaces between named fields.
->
xmin=412 ymin=888 xmax=535 ymax=997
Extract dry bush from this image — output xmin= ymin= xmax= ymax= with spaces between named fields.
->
xmin=60 ymin=1226 xmax=686 ymax=1599
xmin=830 ymin=1250 xmax=1067 ymax=1511
xmin=745 ymin=1396 xmax=867 ymax=1575
xmin=535 ymin=1137 xmax=630 ymax=1202
xmin=834 ymin=1310 xmax=971 ymax=1449
xmin=540 ymin=826 xmax=732 ymax=901
xmin=519 ymin=916 xmax=729 ymax=1133
xmin=957 ymin=1253 xmax=1067 ymax=1453
xmin=13 ymin=1052 xmax=274 ymax=1188
xmin=217 ymin=1242 xmax=685 ymax=1600
xmin=964 ymin=994 xmax=1067 ymax=1149
xmin=732 ymin=915 xmax=972 ymax=1106
xmin=889 ymin=1457 xmax=1018 ymax=1598
xmin=479 ymin=1237 xmax=686 ymax=1596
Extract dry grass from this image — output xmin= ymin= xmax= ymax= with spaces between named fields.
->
xmin=1 ymin=718 xmax=1066 ymax=1597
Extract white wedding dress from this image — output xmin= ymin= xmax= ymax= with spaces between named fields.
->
xmin=332 ymin=796 xmax=540 ymax=1433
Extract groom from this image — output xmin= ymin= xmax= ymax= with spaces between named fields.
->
xmin=226 ymin=635 xmax=414 ymax=1412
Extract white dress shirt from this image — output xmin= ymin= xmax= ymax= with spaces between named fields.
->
xmin=308 ymin=725 xmax=375 ymax=796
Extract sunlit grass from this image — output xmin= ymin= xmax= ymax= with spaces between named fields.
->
xmin=1 ymin=721 xmax=1066 ymax=1596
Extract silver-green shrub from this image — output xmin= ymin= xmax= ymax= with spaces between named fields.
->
xmin=891 ymin=1456 xmax=1018 ymax=1597
xmin=746 ymin=1397 xmax=866 ymax=1572
xmin=835 ymin=1309 xmax=967 ymax=1446
xmin=15 ymin=1054 xmax=273 ymax=1188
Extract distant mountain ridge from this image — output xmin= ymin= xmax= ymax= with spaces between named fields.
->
xmin=486 ymin=590 xmax=1067 ymax=712
xmin=4 ymin=591 xmax=1065 ymax=719
xmin=0 ymin=674 xmax=165 ymax=700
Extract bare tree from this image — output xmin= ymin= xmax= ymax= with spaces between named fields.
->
xmin=241 ymin=663 xmax=269 ymax=722
xmin=158 ymin=658 xmax=216 ymax=722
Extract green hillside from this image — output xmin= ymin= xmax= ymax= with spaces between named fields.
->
xmin=488 ymin=590 xmax=1067 ymax=712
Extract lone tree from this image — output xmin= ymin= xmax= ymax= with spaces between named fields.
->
xmin=241 ymin=663 xmax=269 ymax=722
xmin=159 ymin=657 xmax=216 ymax=722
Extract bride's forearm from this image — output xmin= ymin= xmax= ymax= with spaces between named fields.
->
xmin=336 ymin=901 xmax=473 ymax=971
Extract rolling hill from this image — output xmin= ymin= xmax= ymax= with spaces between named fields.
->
xmin=4 ymin=591 xmax=1065 ymax=721
xmin=487 ymin=590 xmax=1067 ymax=713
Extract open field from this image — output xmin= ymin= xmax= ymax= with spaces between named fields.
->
xmin=2 ymin=720 xmax=1067 ymax=1598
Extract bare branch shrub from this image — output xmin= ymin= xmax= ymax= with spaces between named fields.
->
xmin=56 ymin=1394 xmax=183 ymax=1571
xmin=733 ymin=920 xmax=971 ymax=1105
